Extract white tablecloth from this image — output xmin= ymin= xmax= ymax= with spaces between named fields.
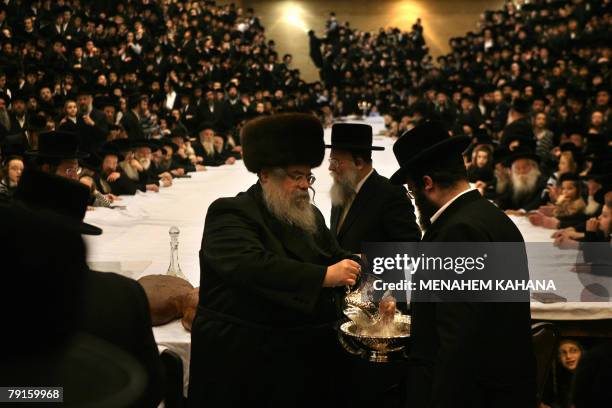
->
xmin=83 ymin=117 xmax=611 ymax=389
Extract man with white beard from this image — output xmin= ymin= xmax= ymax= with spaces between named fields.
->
xmin=133 ymin=141 xmax=172 ymax=187
xmin=188 ymin=113 xmax=361 ymax=408
xmin=328 ymin=123 xmax=420 ymax=252
xmin=497 ymin=147 xmax=547 ymax=214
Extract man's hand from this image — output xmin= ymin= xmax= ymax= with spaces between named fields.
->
xmin=196 ymin=164 xmax=207 ymax=172
xmin=554 ymin=236 xmax=579 ymax=250
xmin=82 ymin=114 xmax=95 ymax=126
xmin=537 ymin=205 xmax=555 ymax=217
xmin=171 ymin=168 xmax=185 ymax=176
xmin=146 ymin=184 xmax=160 ymax=192
xmin=107 ymin=172 xmax=121 ymax=182
xmin=225 ymin=157 xmax=236 ymax=165
xmin=586 ymin=217 xmax=599 ymax=232
xmin=323 ymin=259 xmax=361 ymax=287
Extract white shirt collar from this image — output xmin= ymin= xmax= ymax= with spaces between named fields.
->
xmin=355 ymin=168 xmax=374 ymax=194
xmin=430 ymin=187 xmax=474 ymax=224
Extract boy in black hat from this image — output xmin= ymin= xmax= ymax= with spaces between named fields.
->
xmin=391 ymin=121 xmax=535 ymax=408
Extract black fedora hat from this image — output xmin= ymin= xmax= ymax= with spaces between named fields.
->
xmin=0 ymin=202 xmax=146 ymax=406
xmin=27 ymin=114 xmax=48 ymax=133
xmin=14 ymin=169 xmax=102 ymax=235
xmin=26 ymin=131 xmax=89 ymax=159
xmin=390 ymin=121 xmax=470 ymax=185
xmin=507 ymin=145 xmax=541 ymax=165
xmin=99 ymin=140 xmax=126 ymax=161
xmin=160 ymin=138 xmax=179 ymax=154
xmin=325 ymin=123 xmax=384 ymax=151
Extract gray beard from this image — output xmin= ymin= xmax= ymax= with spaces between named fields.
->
xmin=511 ymin=168 xmax=541 ymax=202
xmin=330 ymin=170 xmax=359 ymax=207
xmin=262 ymin=180 xmax=318 ymax=234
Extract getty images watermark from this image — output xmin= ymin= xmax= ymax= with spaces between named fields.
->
xmin=359 ymin=242 xmax=612 ymax=303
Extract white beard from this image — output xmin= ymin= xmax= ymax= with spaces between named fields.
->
xmin=330 ymin=169 xmax=359 ymax=207
xmin=511 ymin=167 xmax=541 ymax=201
xmin=262 ymin=178 xmax=318 ymax=235
xmin=139 ymin=157 xmax=151 ymax=170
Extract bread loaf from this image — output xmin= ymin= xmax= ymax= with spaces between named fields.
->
xmin=138 ymin=275 xmax=194 ymax=326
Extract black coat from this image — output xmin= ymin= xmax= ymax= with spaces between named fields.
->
xmin=331 ymin=170 xmax=421 ymax=253
xmin=79 ymin=270 xmax=164 ymax=408
xmin=120 ymin=110 xmax=145 ymax=140
xmin=188 ymin=183 xmax=354 ymax=407
xmin=96 ymin=169 xmax=140 ymax=196
xmin=407 ymin=190 xmax=536 ymax=408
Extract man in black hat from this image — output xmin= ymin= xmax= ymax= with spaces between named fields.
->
xmin=390 ymin=121 xmax=535 ymax=408
xmin=27 ymin=130 xmax=88 ymax=180
xmin=121 ymin=93 xmax=147 ymax=140
xmin=497 ymin=147 xmax=547 ymax=213
xmin=76 ymin=84 xmax=108 ymax=152
xmin=188 ymin=113 xmax=361 ymax=407
xmin=133 ymin=140 xmax=173 ymax=187
xmin=328 ymin=123 xmax=420 ymax=252
xmin=500 ymin=97 xmax=535 ymax=148
xmin=8 ymin=89 xmax=29 ymax=135
xmin=13 ymin=169 xmax=164 ymax=407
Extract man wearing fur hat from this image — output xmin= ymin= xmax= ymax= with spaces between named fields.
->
xmin=188 ymin=113 xmax=361 ymax=407
xmin=391 ymin=121 xmax=535 ymax=408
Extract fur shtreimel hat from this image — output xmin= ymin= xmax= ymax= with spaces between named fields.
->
xmin=241 ymin=113 xmax=324 ymax=173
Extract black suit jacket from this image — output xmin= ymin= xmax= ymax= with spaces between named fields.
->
xmin=331 ymin=170 xmax=420 ymax=253
xmin=120 ymin=110 xmax=145 ymax=140
xmin=408 ymin=190 xmax=536 ymax=408
xmin=188 ymin=182 xmax=354 ymax=406
xmin=79 ymin=270 xmax=164 ymax=408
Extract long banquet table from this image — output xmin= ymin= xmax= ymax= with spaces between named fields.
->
xmin=83 ymin=117 xmax=612 ymax=391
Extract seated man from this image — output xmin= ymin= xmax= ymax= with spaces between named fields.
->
xmin=96 ymin=145 xmax=140 ymax=196
xmin=192 ymin=124 xmax=228 ymax=166
xmin=497 ymin=147 xmax=547 ymax=214
xmin=133 ymin=140 xmax=172 ymax=187
xmin=14 ymin=169 xmax=164 ymax=407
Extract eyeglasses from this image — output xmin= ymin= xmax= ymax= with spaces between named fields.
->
xmin=285 ymin=171 xmax=316 ymax=186
xmin=65 ymin=166 xmax=82 ymax=177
